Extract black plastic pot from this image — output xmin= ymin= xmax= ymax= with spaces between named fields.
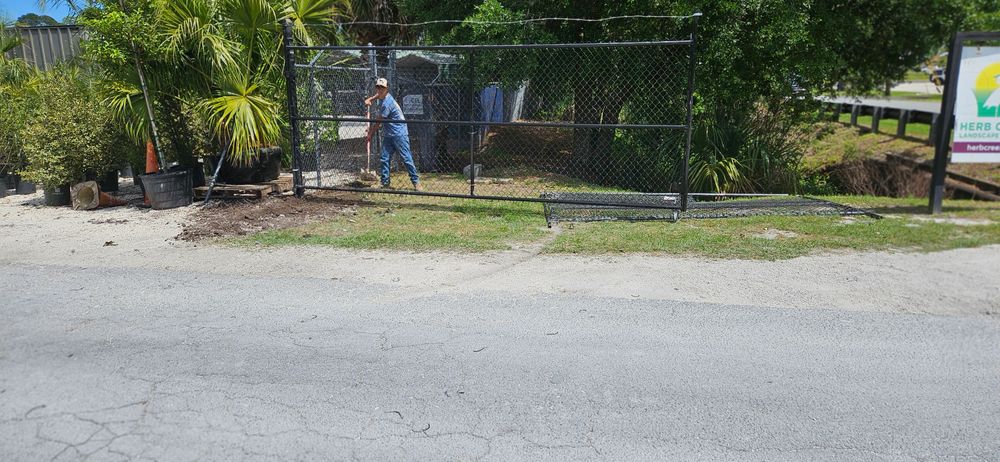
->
xmin=43 ymin=185 xmax=71 ymax=206
xmin=16 ymin=179 xmax=37 ymax=195
xmin=99 ymin=170 xmax=119 ymax=192
xmin=210 ymin=147 xmax=282 ymax=184
xmin=139 ymin=169 xmax=193 ymax=210
xmin=190 ymin=160 xmax=207 ymax=188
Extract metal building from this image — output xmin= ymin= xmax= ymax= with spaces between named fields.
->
xmin=4 ymin=25 xmax=84 ymax=71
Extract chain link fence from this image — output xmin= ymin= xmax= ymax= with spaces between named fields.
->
xmin=283 ymin=21 xmax=699 ymax=210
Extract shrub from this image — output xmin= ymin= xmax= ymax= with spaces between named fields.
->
xmin=688 ymin=109 xmax=803 ymax=194
xmin=20 ymin=70 xmax=126 ymax=187
xmin=0 ymin=86 xmax=33 ymax=175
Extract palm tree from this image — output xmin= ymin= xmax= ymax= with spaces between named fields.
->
xmin=0 ymin=20 xmax=34 ymax=86
xmin=127 ymin=0 xmax=348 ymax=165
xmin=347 ymin=0 xmax=410 ymax=45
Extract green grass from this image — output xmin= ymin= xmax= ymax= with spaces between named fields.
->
xmin=804 ymin=121 xmax=933 ymax=172
xmin=808 ymin=121 xmax=1000 ymax=188
xmin=836 ymin=113 xmax=932 ymax=139
xmin=545 ymin=197 xmax=1000 ymax=259
xmin=242 ymin=194 xmax=549 ymax=251
xmin=239 ymin=189 xmax=1000 ymax=260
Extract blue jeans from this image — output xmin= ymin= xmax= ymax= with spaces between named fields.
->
xmin=380 ymin=135 xmax=419 ymax=186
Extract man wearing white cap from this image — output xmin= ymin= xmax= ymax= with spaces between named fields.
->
xmin=365 ymin=78 xmax=421 ymax=190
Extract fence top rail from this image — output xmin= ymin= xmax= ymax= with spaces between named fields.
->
xmin=288 ymin=40 xmax=693 ymax=52
xmin=295 ymin=116 xmax=688 ymax=130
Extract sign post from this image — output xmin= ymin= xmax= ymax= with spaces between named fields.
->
xmin=930 ymin=32 xmax=1000 ymax=213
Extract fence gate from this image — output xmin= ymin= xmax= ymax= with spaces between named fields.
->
xmin=282 ymin=18 xmax=700 ymax=213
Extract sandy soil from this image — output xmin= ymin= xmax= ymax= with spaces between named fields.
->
xmin=2 ymin=189 xmax=998 ymax=316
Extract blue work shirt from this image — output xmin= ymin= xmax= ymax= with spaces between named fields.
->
xmin=379 ymin=93 xmax=408 ymax=138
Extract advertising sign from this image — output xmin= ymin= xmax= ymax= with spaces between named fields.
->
xmin=952 ymin=46 xmax=1000 ymax=162
xmin=401 ymin=94 xmax=424 ymax=115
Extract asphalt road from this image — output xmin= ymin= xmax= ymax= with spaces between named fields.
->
xmin=823 ymin=96 xmax=941 ymax=113
xmin=2 ymin=263 xmax=998 ymax=461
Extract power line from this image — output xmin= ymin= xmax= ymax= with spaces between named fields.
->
xmin=340 ymin=13 xmax=702 ymax=28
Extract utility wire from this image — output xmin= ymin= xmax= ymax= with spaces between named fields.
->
xmin=340 ymin=13 xmax=702 ymax=28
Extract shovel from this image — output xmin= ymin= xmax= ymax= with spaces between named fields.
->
xmin=359 ymin=105 xmax=378 ymax=183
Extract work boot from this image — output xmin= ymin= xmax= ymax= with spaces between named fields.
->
xmin=413 ymin=182 xmax=423 ymax=192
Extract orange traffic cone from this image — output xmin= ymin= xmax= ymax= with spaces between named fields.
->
xmin=143 ymin=140 xmax=157 ymax=205
xmin=99 ymin=191 xmax=127 ymax=207
xmin=71 ymin=181 xmax=128 ymax=210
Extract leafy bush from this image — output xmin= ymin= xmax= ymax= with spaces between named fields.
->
xmin=20 ymin=70 xmax=126 ymax=187
xmin=688 ymin=109 xmax=803 ymax=194
xmin=0 ymin=86 xmax=34 ymax=174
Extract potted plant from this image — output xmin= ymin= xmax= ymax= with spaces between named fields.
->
xmin=20 ymin=69 xmax=124 ymax=206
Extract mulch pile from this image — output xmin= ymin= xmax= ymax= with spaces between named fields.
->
xmin=178 ymin=191 xmax=360 ymax=241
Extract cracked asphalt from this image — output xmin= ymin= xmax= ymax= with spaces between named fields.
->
xmin=2 ymin=262 xmax=999 ymax=461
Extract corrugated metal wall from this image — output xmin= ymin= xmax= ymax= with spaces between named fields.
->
xmin=5 ymin=26 xmax=84 ymax=71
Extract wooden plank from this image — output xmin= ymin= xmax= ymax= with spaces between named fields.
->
xmin=194 ymin=174 xmax=295 ymax=200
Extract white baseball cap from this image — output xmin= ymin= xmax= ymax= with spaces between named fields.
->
xmin=375 ymin=77 xmax=388 ymax=88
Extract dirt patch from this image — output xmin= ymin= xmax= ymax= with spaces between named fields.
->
xmin=178 ymin=191 xmax=361 ymax=241
xmin=912 ymin=216 xmax=993 ymax=226
xmin=753 ymin=229 xmax=799 ymax=240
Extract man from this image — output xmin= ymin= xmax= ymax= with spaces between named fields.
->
xmin=365 ymin=78 xmax=421 ymax=190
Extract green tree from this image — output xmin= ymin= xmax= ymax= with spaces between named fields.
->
xmin=78 ymin=0 xmax=348 ymax=166
xmin=15 ymin=13 xmax=60 ymax=26
xmin=396 ymin=0 xmax=968 ymax=192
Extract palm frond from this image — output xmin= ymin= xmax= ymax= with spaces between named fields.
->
xmin=156 ymin=0 xmax=237 ymax=72
xmin=281 ymin=0 xmax=350 ymax=46
xmin=198 ymin=72 xmax=282 ymax=165
xmin=102 ymin=81 xmax=150 ymax=144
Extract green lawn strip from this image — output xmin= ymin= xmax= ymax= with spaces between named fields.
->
xmin=239 ymin=190 xmax=999 ymax=259
xmin=835 ymin=113 xmax=931 ymax=139
xmin=242 ymin=194 xmax=549 ymax=251
xmin=543 ymin=196 xmax=1000 ymax=259
xmin=804 ymin=123 xmax=933 ymax=172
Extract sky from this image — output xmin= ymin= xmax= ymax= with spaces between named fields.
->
xmin=1 ymin=0 xmax=72 ymax=22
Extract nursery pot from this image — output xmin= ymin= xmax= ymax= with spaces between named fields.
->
xmin=191 ymin=159 xmax=207 ymax=188
xmin=43 ymin=184 xmax=71 ymax=206
xmin=98 ymin=170 xmax=119 ymax=192
xmin=139 ymin=169 xmax=193 ymax=210
xmin=14 ymin=178 xmax=38 ymax=194
xmin=211 ymin=147 xmax=282 ymax=184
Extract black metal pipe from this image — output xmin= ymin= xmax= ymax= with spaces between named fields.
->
xmin=282 ymin=20 xmax=305 ymax=197
xmin=294 ymin=116 xmax=687 ymax=130
xmin=680 ymin=13 xmax=700 ymax=212
xmin=468 ymin=49 xmax=476 ymax=196
xmin=302 ymin=185 xmax=684 ymax=210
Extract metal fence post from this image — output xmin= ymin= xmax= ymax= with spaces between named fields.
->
xmin=468 ymin=49 xmax=477 ymax=196
xmin=282 ymin=20 xmax=305 ymax=197
xmin=681 ymin=12 xmax=702 ymax=212
xmin=896 ymin=110 xmax=909 ymax=138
